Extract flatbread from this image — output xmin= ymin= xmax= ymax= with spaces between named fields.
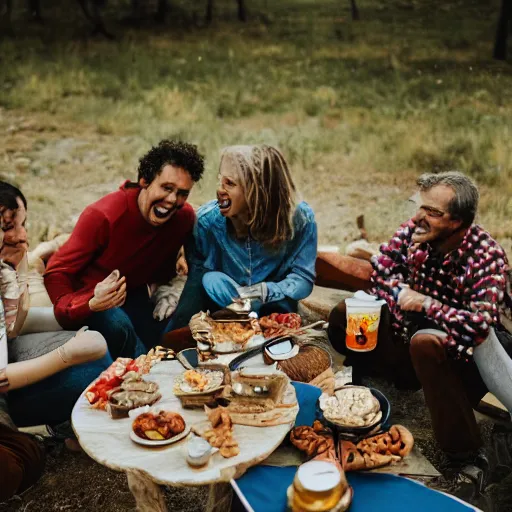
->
xmin=229 ymin=405 xmax=298 ymax=427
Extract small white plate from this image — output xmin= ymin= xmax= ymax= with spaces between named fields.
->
xmin=177 ymin=370 xmax=224 ymax=393
xmin=130 ymin=426 xmax=191 ymax=447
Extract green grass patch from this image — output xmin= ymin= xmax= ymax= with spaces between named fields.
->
xmin=1 ymin=0 xmax=512 ymax=247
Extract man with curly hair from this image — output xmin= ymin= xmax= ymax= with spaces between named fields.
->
xmin=44 ymin=140 xmax=205 ymax=358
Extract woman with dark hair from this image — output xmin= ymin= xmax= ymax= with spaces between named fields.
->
xmin=164 ymin=144 xmax=317 ymax=330
xmin=0 ymin=182 xmax=112 ymax=502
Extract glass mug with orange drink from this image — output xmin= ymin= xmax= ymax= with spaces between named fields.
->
xmin=288 ymin=460 xmax=347 ymax=512
xmin=345 ymin=293 xmax=386 ymax=352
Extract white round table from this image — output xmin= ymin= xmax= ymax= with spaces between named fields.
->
xmin=72 ymin=360 xmax=298 ymax=511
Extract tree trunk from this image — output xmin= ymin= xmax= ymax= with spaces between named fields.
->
xmin=349 ymin=0 xmax=360 ymax=21
xmin=237 ymin=0 xmax=247 ymax=22
xmin=28 ymin=0 xmax=43 ymax=22
xmin=494 ymin=0 xmax=512 ymax=60
xmin=76 ymin=0 xmax=113 ymax=39
xmin=156 ymin=0 xmax=168 ymax=22
xmin=126 ymin=470 xmax=167 ymax=512
xmin=205 ymin=0 xmax=213 ymax=23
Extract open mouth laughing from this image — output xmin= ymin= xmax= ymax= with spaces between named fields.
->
xmin=153 ymin=204 xmax=175 ymax=220
xmin=218 ymin=198 xmax=232 ymax=211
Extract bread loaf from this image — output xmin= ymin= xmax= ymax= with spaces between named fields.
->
xmin=276 ymin=345 xmax=331 ymax=382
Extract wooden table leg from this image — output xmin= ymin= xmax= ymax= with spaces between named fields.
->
xmin=206 ymin=482 xmax=233 ymax=512
xmin=126 ymin=469 xmax=167 ymax=512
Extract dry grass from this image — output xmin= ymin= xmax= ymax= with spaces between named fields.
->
xmin=0 ymin=0 xmax=511 ymax=253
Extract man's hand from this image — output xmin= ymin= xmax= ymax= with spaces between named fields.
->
xmin=397 ymin=285 xmax=427 ymax=312
xmin=89 ymin=270 xmax=127 ymax=313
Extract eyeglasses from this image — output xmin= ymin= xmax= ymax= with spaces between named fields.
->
xmin=408 ymin=196 xmax=446 ymax=219
xmin=418 ymin=205 xmax=446 ymax=218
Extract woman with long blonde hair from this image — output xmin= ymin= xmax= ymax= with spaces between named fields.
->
xmin=165 ymin=144 xmax=317 ymax=329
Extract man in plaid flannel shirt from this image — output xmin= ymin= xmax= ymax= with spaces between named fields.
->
xmin=328 ymin=171 xmax=512 ymax=499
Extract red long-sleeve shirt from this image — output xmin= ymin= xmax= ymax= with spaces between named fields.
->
xmin=44 ymin=183 xmax=195 ymax=329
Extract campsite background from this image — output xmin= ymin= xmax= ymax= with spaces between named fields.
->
xmin=1 ymin=0 xmax=512 ymax=510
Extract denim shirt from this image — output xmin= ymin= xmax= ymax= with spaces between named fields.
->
xmin=188 ymin=200 xmax=317 ymax=303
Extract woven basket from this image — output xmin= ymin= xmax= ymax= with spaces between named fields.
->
xmin=265 ymin=343 xmax=332 ymax=383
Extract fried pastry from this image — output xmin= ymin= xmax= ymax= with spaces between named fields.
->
xmin=202 ymin=406 xmax=240 ymax=458
xmin=132 ymin=411 xmax=186 ymax=441
xmin=290 ymin=420 xmax=335 ymax=458
xmin=339 ymin=424 xmax=414 ymax=471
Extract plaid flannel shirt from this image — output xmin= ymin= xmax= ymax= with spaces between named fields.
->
xmin=370 ymin=219 xmax=510 ymax=359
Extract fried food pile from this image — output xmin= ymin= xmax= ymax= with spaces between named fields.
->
xmin=291 ymin=420 xmax=345 ymax=477
xmin=319 ymin=386 xmax=381 ymax=427
xmin=184 ymin=370 xmax=208 ymax=391
xmin=202 ymin=406 xmax=240 ymax=458
xmin=291 ymin=421 xmax=413 ymax=472
xmin=190 ymin=311 xmax=262 ymax=351
xmin=132 ymin=411 xmax=186 ymax=441
xmin=290 ymin=420 xmax=337 ymax=459
xmin=340 ymin=425 xmax=414 ymax=471
xmin=211 ymin=321 xmax=259 ymax=346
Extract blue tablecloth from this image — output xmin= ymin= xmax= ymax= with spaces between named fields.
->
xmin=233 ymin=382 xmax=474 ymax=512
xmin=234 ymin=465 xmax=474 ymax=512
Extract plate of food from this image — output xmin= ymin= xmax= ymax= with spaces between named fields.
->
xmin=106 ymin=372 xmax=162 ymax=419
xmin=318 ymin=385 xmax=390 ymax=436
xmin=175 ymin=369 xmax=225 ymax=394
xmin=190 ymin=311 xmax=265 ymax=354
xmin=130 ymin=411 xmax=190 ymax=446
xmin=85 ymin=347 xmax=174 ymax=410
xmin=173 ymin=368 xmax=229 ymax=408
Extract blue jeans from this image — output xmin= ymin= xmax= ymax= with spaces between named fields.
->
xmin=8 ymin=353 xmax=113 ymax=427
xmin=87 ymin=287 xmax=165 ymax=359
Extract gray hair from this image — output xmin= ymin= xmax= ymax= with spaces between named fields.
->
xmin=416 ymin=171 xmax=479 ymax=228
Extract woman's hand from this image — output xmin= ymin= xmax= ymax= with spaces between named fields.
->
xmin=152 ymin=276 xmax=187 ymax=321
xmin=89 ymin=271 xmax=127 ymax=313
xmin=0 ymin=262 xmax=22 ymax=336
xmin=176 ymin=246 xmax=188 ymax=276
xmin=237 ymin=282 xmax=268 ymax=302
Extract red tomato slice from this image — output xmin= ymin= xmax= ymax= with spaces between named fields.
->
xmin=126 ymin=360 xmax=139 ymax=373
